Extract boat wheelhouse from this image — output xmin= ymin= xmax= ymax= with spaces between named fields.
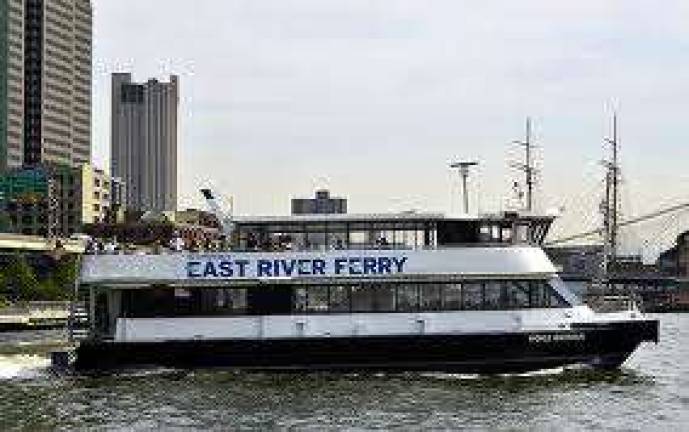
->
xmin=71 ymin=212 xmax=658 ymax=373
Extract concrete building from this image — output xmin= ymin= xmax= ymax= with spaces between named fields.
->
xmin=0 ymin=164 xmax=123 ymax=236
xmin=291 ymin=189 xmax=347 ymax=215
xmin=111 ymin=73 xmax=178 ymax=212
xmin=0 ymin=0 xmax=92 ymax=171
xmin=78 ymin=164 xmax=126 ymax=225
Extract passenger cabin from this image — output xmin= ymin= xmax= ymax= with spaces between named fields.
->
xmin=74 ymin=212 xmax=568 ymax=342
xmin=230 ymin=212 xmax=555 ymax=251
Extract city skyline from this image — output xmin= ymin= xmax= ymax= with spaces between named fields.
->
xmin=91 ymin=1 xmax=689 ymax=241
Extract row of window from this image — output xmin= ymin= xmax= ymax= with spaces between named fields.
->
xmin=293 ymin=281 xmax=567 ymax=313
xmin=117 ymin=280 xmax=569 ymax=318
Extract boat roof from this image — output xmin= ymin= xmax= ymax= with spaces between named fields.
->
xmin=232 ymin=212 xmax=555 ymax=226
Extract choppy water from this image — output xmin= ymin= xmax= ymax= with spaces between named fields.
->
xmin=0 ymin=315 xmax=686 ymax=431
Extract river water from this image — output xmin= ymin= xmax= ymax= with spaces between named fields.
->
xmin=0 ymin=314 xmax=686 ymax=431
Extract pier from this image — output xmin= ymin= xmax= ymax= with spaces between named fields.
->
xmin=0 ymin=302 xmax=70 ymax=331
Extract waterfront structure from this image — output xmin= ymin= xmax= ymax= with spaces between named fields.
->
xmin=111 ymin=73 xmax=178 ymax=212
xmin=291 ymin=189 xmax=347 ymax=215
xmin=657 ymin=247 xmax=679 ymax=277
xmin=0 ymin=164 xmax=123 ymax=236
xmin=0 ymin=0 xmax=92 ymax=171
xmin=0 ymin=232 xmax=84 ymax=253
xmin=657 ymin=232 xmax=689 ymax=277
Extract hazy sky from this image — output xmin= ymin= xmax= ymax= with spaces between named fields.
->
xmin=92 ymin=0 xmax=689 ymax=245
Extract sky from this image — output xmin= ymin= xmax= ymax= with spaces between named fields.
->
xmin=91 ymin=0 xmax=689 ymax=248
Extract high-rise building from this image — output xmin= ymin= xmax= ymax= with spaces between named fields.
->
xmin=111 ymin=73 xmax=178 ymax=212
xmin=0 ymin=0 xmax=92 ymax=171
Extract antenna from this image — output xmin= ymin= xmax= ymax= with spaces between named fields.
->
xmin=449 ymin=161 xmax=479 ymax=214
xmin=511 ymin=117 xmax=537 ymax=212
xmin=602 ymin=113 xmax=620 ymax=275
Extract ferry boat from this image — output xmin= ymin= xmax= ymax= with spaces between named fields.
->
xmin=70 ymin=207 xmax=658 ymax=373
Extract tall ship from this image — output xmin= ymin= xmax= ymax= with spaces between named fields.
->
xmin=68 ymin=191 xmax=658 ymax=373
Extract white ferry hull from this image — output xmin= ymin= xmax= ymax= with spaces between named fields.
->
xmin=74 ymin=318 xmax=658 ymax=373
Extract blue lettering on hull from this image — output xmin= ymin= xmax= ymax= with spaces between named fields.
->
xmin=187 ymin=255 xmax=409 ymax=279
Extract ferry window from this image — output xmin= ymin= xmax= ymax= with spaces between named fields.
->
xmin=351 ymin=284 xmax=395 ymax=312
xmin=376 ymin=285 xmax=396 ymax=311
xmin=349 ymin=232 xmax=366 ymax=248
xmin=294 ymin=287 xmax=308 ymax=312
xmin=307 ymin=286 xmax=329 ymax=312
xmin=200 ymin=289 xmax=224 ymax=312
xmin=175 ymin=288 xmax=191 ymax=298
xmin=529 ymin=281 xmax=549 ymax=308
xmin=491 ymin=226 xmax=500 ymax=241
xmin=548 ymin=286 xmax=569 ymax=308
xmin=216 ymin=288 xmax=247 ymax=314
xmin=504 ymin=282 xmax=530 ymax=309
xmin=529 ymin=281 xmax=569 ymax=308
xmin=463 ymin=283 xmax=484 ymax=310
xmin=483 ymin=281 xmax=502 ymax=310
xmin=479 ymin=226 xmax=491 ymax=242
xmin=330 ymin=235 xmax=346 ymax=250
xmin=514 ymin=224 xmax=529 ymax=244
xmin=174 ymin=287 xmax=194 ymax=315
xmin=444 ymin=284 xmax=462 ymax=310
xmin=420 ymin=284 xmax=443 ymax=311
xmin=396 ymin=285 xmax=419 ymax=312
xmin=329 ymin=285 xmax=350 ymax=312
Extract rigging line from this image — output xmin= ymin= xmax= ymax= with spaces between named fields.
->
xmin=550 ymin=178 xmax=607 ymax=240
xmin=546 ymin=201 xmax=689 ymax=245
xmin=639 ymin=212 xmax=681 ymax=261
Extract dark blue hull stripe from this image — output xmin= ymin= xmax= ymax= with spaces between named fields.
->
xmin=74 ymin=319 xmax=659 ymax=374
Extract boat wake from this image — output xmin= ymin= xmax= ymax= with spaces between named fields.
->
xmin=0 ymin=354 xmax=51 ymax=381
xmin=421 ymin=366 xmax=579 ymax=381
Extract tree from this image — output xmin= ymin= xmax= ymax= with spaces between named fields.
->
xmin=0 ymin=211 xmax=11 ymax=232
xmin=5 ymin=254 xmax=41 ymax=301
xmin=0 ymin=272 xmax=7 ymax=307
xmin=49 ymin=255 xmax=78 ymax=300
xmin=38 ymin=278 xmax=63 ymax=301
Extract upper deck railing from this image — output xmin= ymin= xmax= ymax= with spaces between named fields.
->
xmin=83 ymin=212 xmax=555 ymax=256
xmin=229 ymin=212 xmax=554 ymax=252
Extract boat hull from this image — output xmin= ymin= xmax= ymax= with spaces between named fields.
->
xmin=73 ymin=319 xmax=658 ymax=373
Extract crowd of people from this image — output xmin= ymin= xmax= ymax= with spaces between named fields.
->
xmin=83 ymin=231 xmax=229 ymax=255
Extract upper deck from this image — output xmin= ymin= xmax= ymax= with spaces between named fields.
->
xmin=229 ymin=211 xmax=554 ymax=252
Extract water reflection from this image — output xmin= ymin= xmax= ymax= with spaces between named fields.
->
xmin=0 ymin=315 xmax=685 ymax=431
